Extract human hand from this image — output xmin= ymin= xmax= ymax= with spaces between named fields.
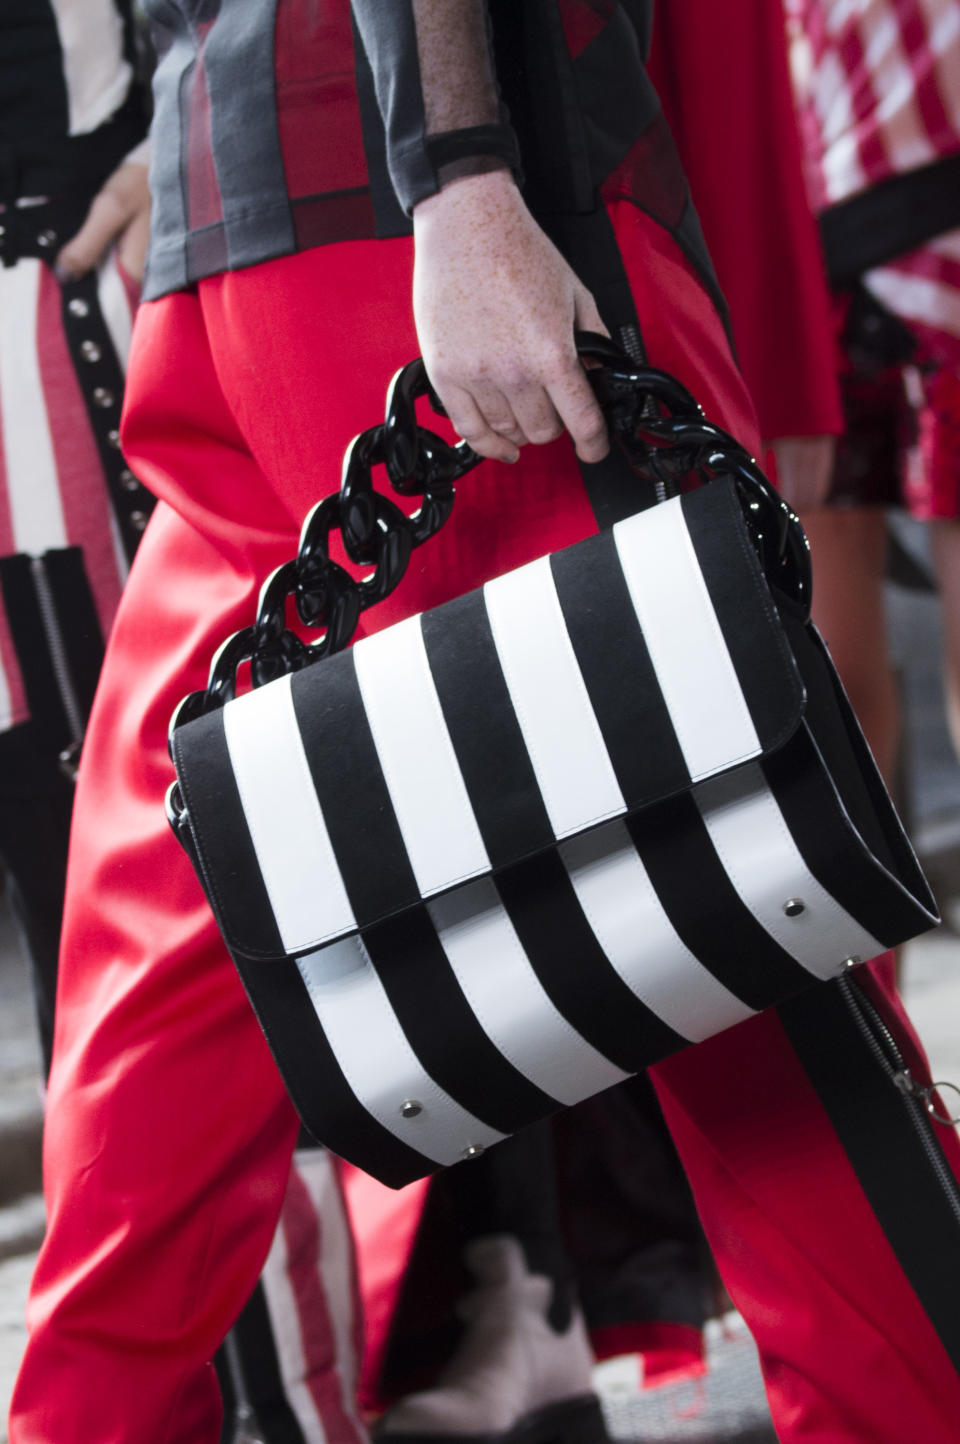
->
xmin=55 ymin=158 xmax=151 ymax=285
xmin=768 ymin=435 xmax=837 ymax=514
xmin=412 ymin=170 xmax=610 ymax=464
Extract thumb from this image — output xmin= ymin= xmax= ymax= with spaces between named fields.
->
xmin=55 ymin=188 xmax=129 ymax=281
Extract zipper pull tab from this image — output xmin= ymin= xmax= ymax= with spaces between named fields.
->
xmin=919 ymin=1080 xmax=960 ymax=1129
xmin=892 ymin=1068 xmax=960 ymax=1127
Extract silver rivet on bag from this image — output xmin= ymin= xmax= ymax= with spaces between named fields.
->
xmin=399 ymin=1100 xmax=422 ymax=1119
xmin=81 ymin=340 xmax=102 ymax=363
xmin=462 ymin=1144 xmax=485 ymax=1160
xmin=841 ymin=955 xmax=862 ymax=969
xmin=68 ymin=297 xmax=89 ymax=318
xmin=783 ymin=898 xmax=806 ymax=917
xmin=93 ymin=387 xmax=115 ymax=408
xmin=36 ymin=228 xmax=57 ymax=248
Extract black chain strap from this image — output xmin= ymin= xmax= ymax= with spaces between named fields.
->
xmin=167 ymin=357 xmax=480 ymax=736
xmin=166 ymin=335 xmax=809 ymax=836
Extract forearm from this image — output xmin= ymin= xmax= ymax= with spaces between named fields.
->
xmin=413 ymin=0 xmax=498 ymax=132
xmin=350 ymin=0 xmax=519 ymax=210
xmin=351 ymin=0 xmax=609 ymax=465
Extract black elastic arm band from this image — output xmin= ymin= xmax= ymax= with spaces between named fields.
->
xmin=424 ymin=123 xmax=523 ymax=190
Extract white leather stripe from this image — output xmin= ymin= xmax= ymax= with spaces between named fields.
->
xmin=352 ymin=616 xmax=489 ymax=897
xmin=613 ymin=500 xmax=760 ymax=781
xmin=0 ymin=261 xmax=68 ymax=553
xmin=560 ymin=822 xmax=757 ymax=1040
xmin=428 ymin=879 xmax=630 ymax=1105
xmin=695 ymin=764 xmax=884 ymax=977
xmin=223 ymin=675 xmax=356 ymax=952
xmin=297 ymin=937 xmax=506 ymax=1166
xmin=483 ymin=556 xmax=624 ymax=838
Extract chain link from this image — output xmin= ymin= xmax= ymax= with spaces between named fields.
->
xmin=167 ymin=359 xmax=479 ymax=748
xmin=167 ymin=334 xmax=810 ymax=791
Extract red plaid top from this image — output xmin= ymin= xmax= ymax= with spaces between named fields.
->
xmin=788 ymin=0 xmax=960 ymax=208
xmin=788 ymin=0 xmax=960 ymax=368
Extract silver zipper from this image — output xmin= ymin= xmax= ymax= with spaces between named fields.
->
xmin=30 ymin=556 xmax=85 ymax=746
xmin=617 ymin=322 xmax=646 ymax=366
xmin=838 ymin=970 xmax=960 ymax=1228
xmin=618 ymin=323 xmax=671 ymax=503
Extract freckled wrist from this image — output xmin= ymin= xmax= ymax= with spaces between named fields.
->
xmin=413 ymin=167 xmax=522 ymax=228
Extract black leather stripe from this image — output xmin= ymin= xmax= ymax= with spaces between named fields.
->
xmin=625 ymin=793 xmax=816 ymax=1010
xmin=495 ymin=850 xmax=687 ymax=1072
xmin=172 ymin=706 xmax=285 ymax=962
xmin=761 ymin=728 xmax=933 ymax=948
xmin=774 ymin=612 xmax=937 ymax=941
xmin=421 ymin=589 xmax=553 ymax=870
xmin=362 ymin=906 xmax=558 ymax=1134
xmin=290 ymin=652 xmax=419 ymax=931
xmin=681 ymin=483 xmax=805 ymax=757
xmin=549 ymin=528 xmax=689 ymax=809
xmin=778 ymin=977 xmax=960 ymax=1374
xmin=234 ymin=944 xmax=434 ymax=1189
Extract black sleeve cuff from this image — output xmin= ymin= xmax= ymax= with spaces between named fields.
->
xmin=424 ymin=123 xmax=523 ymax=192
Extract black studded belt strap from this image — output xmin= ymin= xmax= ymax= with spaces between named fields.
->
xmin=58 ymin=265 xmax=155 ymax=563
xmin=0 ymin=194 xmax=154 ymax=560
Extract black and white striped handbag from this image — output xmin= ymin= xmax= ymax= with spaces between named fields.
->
xmin=167 ymin=344 xmax=938 ymax=1189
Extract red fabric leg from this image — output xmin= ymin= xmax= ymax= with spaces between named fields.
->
xmin=10 ymin=294 xmax=304 ymax=1444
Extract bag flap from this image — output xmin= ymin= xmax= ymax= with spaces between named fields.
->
xmin=173 ymin=480 xmax=806 ymax=962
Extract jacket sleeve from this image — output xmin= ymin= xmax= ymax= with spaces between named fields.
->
xmin=349 ymin=0 xmax=521 ymax=214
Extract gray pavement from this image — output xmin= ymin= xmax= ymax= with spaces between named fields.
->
xmin=1 ymin=520 xmax=959 ymax=1441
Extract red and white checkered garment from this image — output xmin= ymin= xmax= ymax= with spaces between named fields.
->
xmin=788 ymin=0 xmax=960 ymax=367
xmin=866 ymin=226 xmax=960 ymax=368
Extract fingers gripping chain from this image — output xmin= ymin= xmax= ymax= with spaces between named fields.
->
xmin=166 ymin=336 xmax=810 ymax=838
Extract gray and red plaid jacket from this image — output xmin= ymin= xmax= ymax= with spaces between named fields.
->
xmin=142 ymin=0 xmax=719 ymax=313
xmin=789 ymin=0 xmax=960 ymax=366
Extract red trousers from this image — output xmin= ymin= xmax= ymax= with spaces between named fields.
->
xmin=11 ymin=204 xmax=960 ymax=1443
